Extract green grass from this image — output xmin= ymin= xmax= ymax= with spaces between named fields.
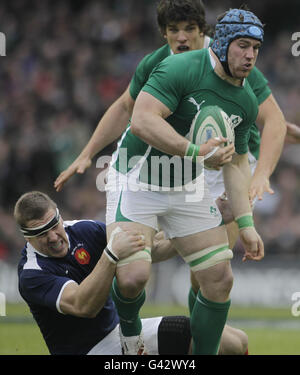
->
xmin=0 ymin=323 xmax=49 ymax=355
xmin=4 ymin=302 xmax=33 ymax=317
xmin=142 ymin=304 xmax=300 ymax=355
xmin=141 ymin=304 xmax=294 ymax=320
xmin=246 ymin=329 xmax=300 ymax=355
xmin=1 ymin=303 xmax=299 ymax=355
xmin=228 ymin=305 xmax=294 ymax=320
xmin=0 ymin=303 xmax=49 ymax=355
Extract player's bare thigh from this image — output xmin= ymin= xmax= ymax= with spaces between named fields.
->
xmin=171 ymin=225 xmax=233 ymax=302
xmin=107 ymin=222 xmax=156 ymax=298
xmin=106 ymin=221 xmax=156 ymax=243
xmin=171 ymin=225 xmax=228 ymax=257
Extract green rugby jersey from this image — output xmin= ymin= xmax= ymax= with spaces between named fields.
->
xmin=247 ymin=68 xmax=271 ymax=159
xmin=130 ymin=44 xmax=171 ymax=101
xmin=130 ymin=42 xmax=271 ymax=161
xmin=113 ymin=48 xmax=258 ymax=188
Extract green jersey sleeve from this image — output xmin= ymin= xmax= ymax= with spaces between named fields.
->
xmin=129 ymin=56 xmax=150 ymax=100
xmin=141 ymin=54 xmax=188 ymax=113
xmin=129 ymin=45 xmax=171 ymax=100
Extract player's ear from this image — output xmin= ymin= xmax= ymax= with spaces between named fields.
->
xmin=162 ymin=27 xmax=167 ymax=40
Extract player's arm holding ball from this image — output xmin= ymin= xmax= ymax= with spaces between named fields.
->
xmin=131 ymin=92 xmax=233 ymax=163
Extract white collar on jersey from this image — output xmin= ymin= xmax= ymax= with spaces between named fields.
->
xmin=27 ymin=242 xmax=48 ymax=258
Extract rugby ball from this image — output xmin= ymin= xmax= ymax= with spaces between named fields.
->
xmin=189 ymin=105 xmax=235 ymax=147
xmin=188 ymin=105 xmax=235 ymax=169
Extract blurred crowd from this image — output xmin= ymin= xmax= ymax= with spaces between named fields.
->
xmin=0 ymin=0 xmax=299 ymax=263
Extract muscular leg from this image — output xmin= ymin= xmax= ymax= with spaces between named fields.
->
xmin=107 ymin=222 xmax=155 ymax=337
xmin=188 ymin=222 xmax=249 ymax=355
xmin=172 ymin=225 xmax=233 ymax=355
xmin=155 ymin=314 xmax=248 ymax=355
xmin=218 ymin=325 xmax=249 ymax=355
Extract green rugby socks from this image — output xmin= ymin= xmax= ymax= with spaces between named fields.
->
xmin=190 ymin=290 xmax=231 ymax=354
xmin=188 ymin=286 xmax=197 ymax=314
xmin=111 ymin=277 xmax=145 ymax=337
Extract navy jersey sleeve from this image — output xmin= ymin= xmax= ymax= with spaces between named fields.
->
xmin=19 ymin=269 xmax=74 ymax=313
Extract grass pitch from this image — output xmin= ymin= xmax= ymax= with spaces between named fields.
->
xmin=0 ymin=303 xmax=299 ymax=355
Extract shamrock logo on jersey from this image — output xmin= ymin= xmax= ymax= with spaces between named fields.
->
xmin=230 ymin=115 xmax=242 ymax=128
xmin=210 ymin=206 xmax=218 ymax=216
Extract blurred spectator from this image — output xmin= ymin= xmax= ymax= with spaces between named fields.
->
xmin=254 ymin=163 xmax=300 ymax=256
xmin=0 ymin=0 xmax=299 ymax=262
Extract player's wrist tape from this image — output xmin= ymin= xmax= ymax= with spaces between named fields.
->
xmin=104 ymin=247 xmax=119 ymax=264
xmin=185 ymin=142 xmax=201 ymax=163
xmin=235 ymin=213 xmax=254 ymax=230
xmin=105 ymin=226 xmax=124 ymax=264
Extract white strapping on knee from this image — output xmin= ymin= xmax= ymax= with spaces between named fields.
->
xmin=183 ymin=243 xmax=233 ymax=271
xmin=107 ymin=226 xmax=152 ymax=267
xmin=117 ymin=247 xmax=152 ymax=267
xmin=107 ymin=226 xmax=123 ymax=252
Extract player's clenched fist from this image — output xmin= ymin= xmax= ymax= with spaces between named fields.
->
xmin=239 ymin=227 xmax=264 ymax=262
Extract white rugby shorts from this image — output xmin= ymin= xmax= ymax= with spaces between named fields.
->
xmin=87 ymin=317 xmax=162 ymax=355
xmin=205 ymin=151 xmax=257 ymax=200
xmin=105 ymin=169 xmax=222 ymax=239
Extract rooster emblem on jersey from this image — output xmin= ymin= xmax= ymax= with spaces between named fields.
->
xmin=75 ymin=248 xmax=90 ymax=265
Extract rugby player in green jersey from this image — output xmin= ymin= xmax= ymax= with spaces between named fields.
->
xmin=54 ymin=2 xmax=299 ymax=197
xmin=54 ymin=0 xmax=298 ymax=355
xmin=104 ymin=7 xmax=266 ymax=355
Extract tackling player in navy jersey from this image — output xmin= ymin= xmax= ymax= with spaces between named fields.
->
xmin=15 ymin=191 xmax=194 ymax=355
xmin=15 ymin=191 xmax=248 ymax=355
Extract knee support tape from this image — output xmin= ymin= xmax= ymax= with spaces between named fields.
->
xmin=117 ymin=247 xmax=152 ymax=267
xmin=108 ymin=226 xmax=152 ymax=267
xmin=183 ymin=243 xmax=233 ymax=271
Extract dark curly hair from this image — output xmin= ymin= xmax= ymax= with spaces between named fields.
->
xmin=156 ymin=0 xmax=212 ymax=36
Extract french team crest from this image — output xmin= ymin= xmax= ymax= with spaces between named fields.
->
xmin=74 ymin=248 xmax=90 ymax=265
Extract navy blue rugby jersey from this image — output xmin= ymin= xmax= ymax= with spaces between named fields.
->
xmin=18 ymin=220 xmax=119 ymax=355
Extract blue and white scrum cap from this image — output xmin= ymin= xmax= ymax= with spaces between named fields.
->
xmin=211 ymin=8 xmax=264 ymax=75
xmin=20 ymin=208 xmax=60 ymax=237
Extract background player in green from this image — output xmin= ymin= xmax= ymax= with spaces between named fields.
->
xmin=54 ymin=1 xmax=298 ymax=196
xmin=104 ymin=7 xmax=265 ymax=355
xmin=54 ymin=0 xmax=295 ymax=251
